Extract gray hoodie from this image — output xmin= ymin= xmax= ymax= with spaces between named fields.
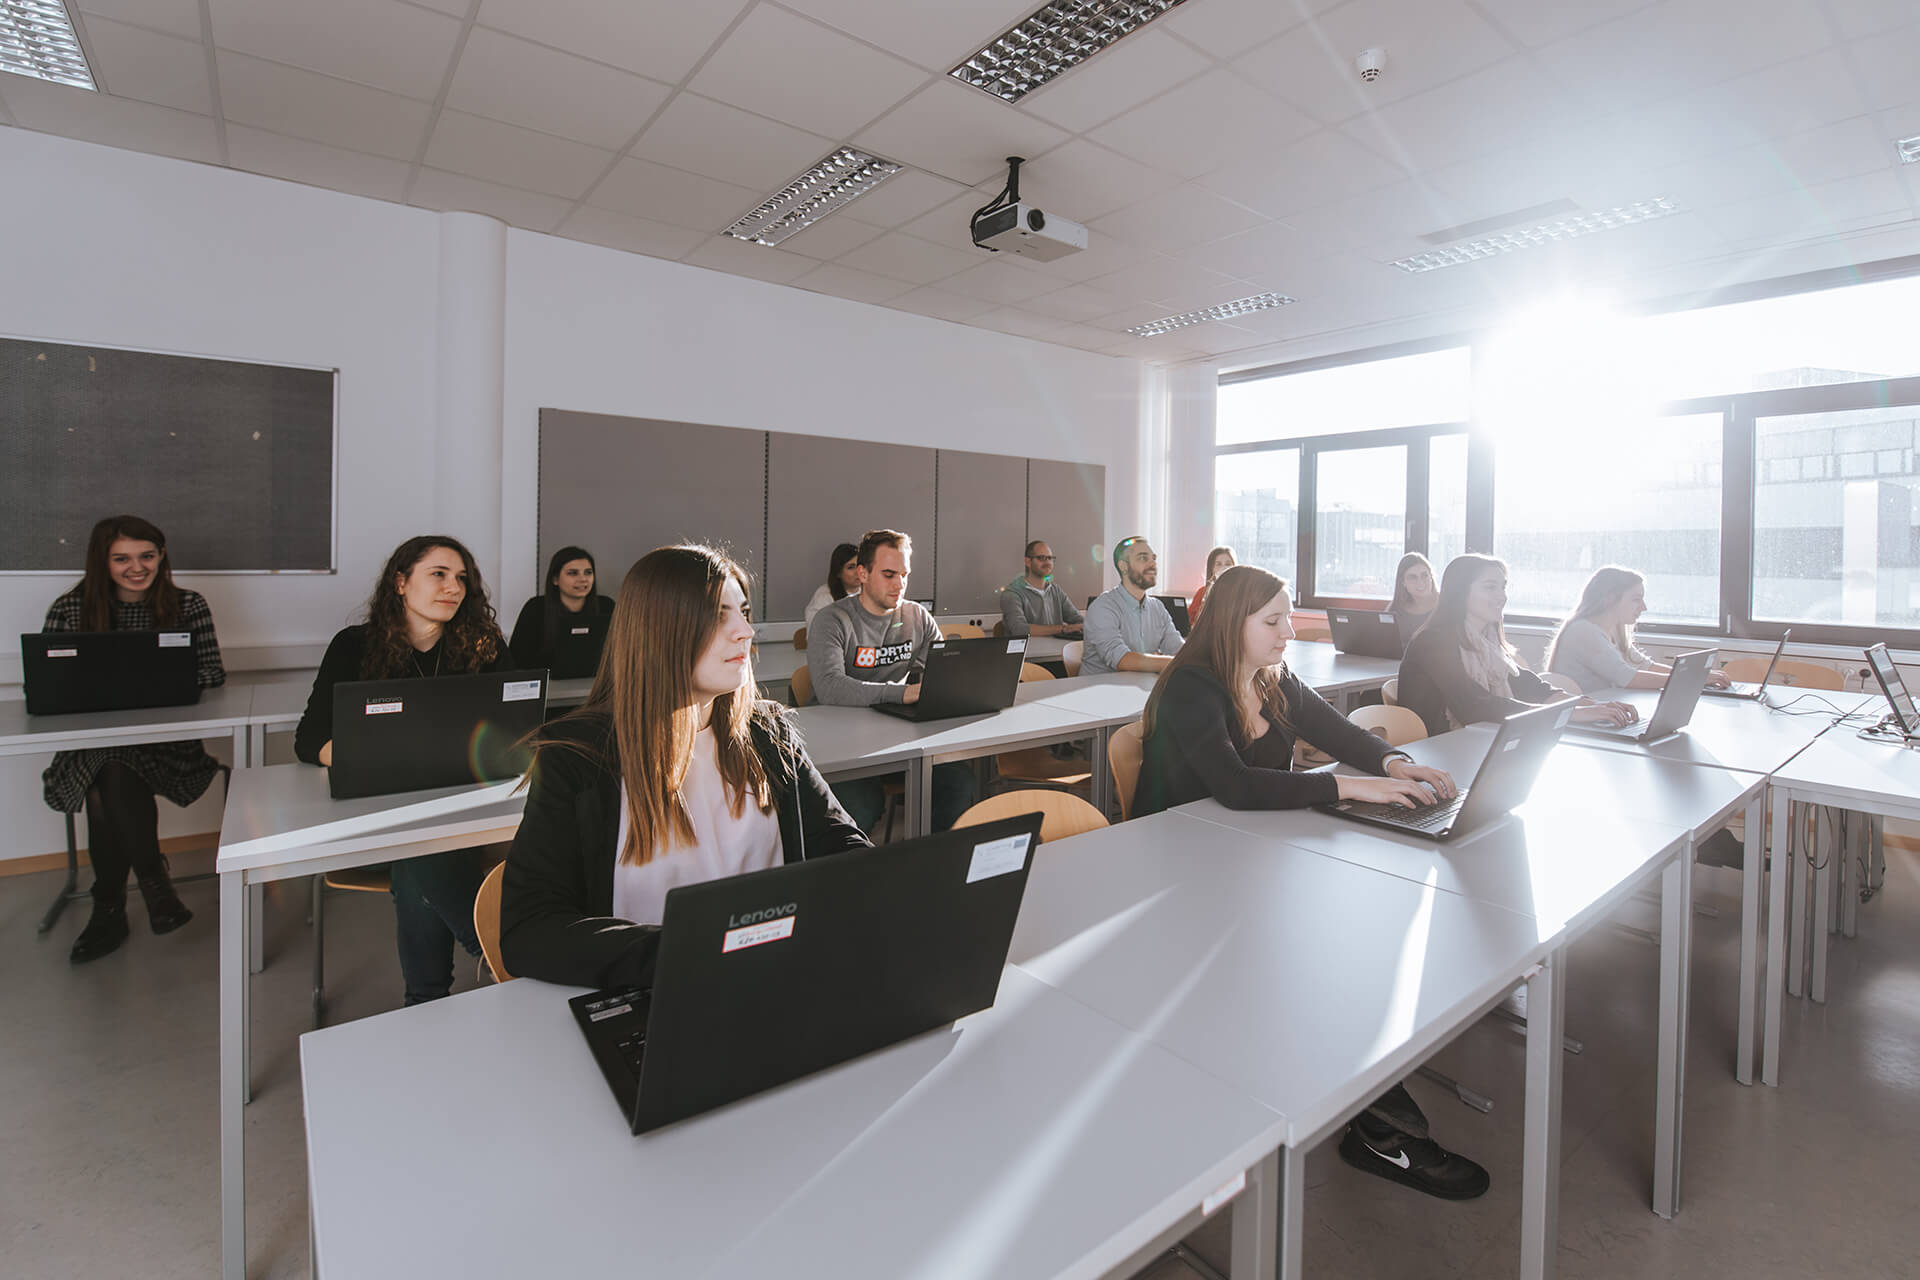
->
xmin=805 ymin=593 xmax=942 ymax=705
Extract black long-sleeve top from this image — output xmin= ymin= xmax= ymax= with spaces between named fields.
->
xmin=499 ymin=705 xmax=871 ymax=989
xmin=1397 ymin=625 xmax=1558 ymax=738
xmin=293 ymin=623 xmax=512 ymax=764
xmin=507 ymin=593 xmax=616 ymax=672
xmin=1132 ymin=664 xmax=1400 ymax=818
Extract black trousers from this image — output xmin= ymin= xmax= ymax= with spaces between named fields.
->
xmin=84 ymin=762 xmax=167 ymax=904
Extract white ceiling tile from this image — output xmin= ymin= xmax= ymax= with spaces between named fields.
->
xmin=772 ymin=215 xmax=887 ymax=260
xmin=424 ymin=109 xmax=613 ymax=199
xmin=404 ymin=0 xmax=470 ymax=13
xmin=208 ymin=0 xmax=461 ymax=100
xmin=476 ymin=0 xmax=748 ymax=84
xmin=1818 ymin=0 xmax=1917 ymax=40
xmin=79 ymin=0 xmax=202 ymax=42
xmin=631 ymin=93 xmax=835 ymax=193
xmin=445 ymin=28 xmax=671 ymax=152
xmin=82 ymin=16 xmax=212 ymax=115
xmin=689 ymin=6 xmax=930 ymax=140
xmin=557 ymin=207 xmax=707 ymax=259
xmin=1698 ymin=169 xmax=1912 ymax=246
xmin=1467 ymin=0 xmax=1658 ymax=49
xmin=1666 ymin=49 xmax=1874 ymax=158
xmin=1004 ymin=138 xmax=1184 ymax=223
xmin=1340 ymin=57 xmax=1602 ymax=176
xmin=1021 ymin=282 xmax=1134 ymax=323
xmin=408 ymin=166 xmax=573 ymax=231
xmin=972 ymin=307 xmax=1071 ymax=340
xmin=777 ymin=0 xmax=1037 ymax=72
xmin=1173 ymin=219 xmax=1330 ymax=286
xmin=834 ymin=231 xmax=981 ymax=284
xmin=792 ymin=261 xmax=917 ymax=304
xmin=899 ymin=189 xmax=996 ymax=249
xmin=1279 ymin=176 xmax=1482 ymax=256
xmin=1650 ymin=118 xmax=1899 ymax=215
xmin=1088 ymin=183 xmax=1268 ymax=254
xmin=1157 ymin=0 xmax=1342 ymax=59
xmin=217 ymin=49 xmax=434 ymax=161
xmin=682 ymin=235 xmax=819 ymax=283
xmin=0 ymin=76 xmax=219 ymax=163
xmin=937 ymin=258 xmax=1064 ymax=304
xmin=853 ymin=77 xmax=1071 ymax=188
xmin=839 ymin=169 xmax=973 ymax=228
xmin=586 ymin=156 xmax=761 ymax=231
xmin=1043 ymin=321 xmax=1130 ymax=352
xmin=1097 ymin=333 xmax=1205 ymax=362
xmin=1089 ymin=70 xmax=1317 ymax=180
xmin=1094 ymin=300 xmax=1193 ymax=331
xmin=1087 ymin=254 xmax=1248 ymax=309
xmin=1197 ymin=129 xmax=1405 ymax=220
xmin=223 ymin=123 xmax=414 ymax=202
xmin=1019 ymin=30 xmax=1210 ymax=134
xmin=1539 ymin=0 xmax=1831 ymax=104
xmin=887 ymin=286 xmax=998 ymax=323
xmin=1849 ymin=31 xmax=1920 ymax=114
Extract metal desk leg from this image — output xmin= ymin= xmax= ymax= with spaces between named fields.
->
xmin=1840 ymin=812 xmax=1861 ymax=939
xmin=1736 ymin=792 xmax=1763 ymax=1085
xmin=1654 ymin=840 xmax=1694 ymax=1218
xmin=250 ymin=883 xmax=267 ymax=974
xmin=1763 ymin=793 xmax=1791 ymax=1085
xmin=1786 ymin=800 xmax=1806 ymax=999
xmin=1229 ymin=1148 xmax=1280 ymax=1280
xmin=1522 ymin=949 xmax=1566 ymax=1280
xmin=220 ymin=870 xmax=250 ymax=1280
xmin=1278 ymin=1144 xmax=1306 ymax=1280
xmin=1089 ymin=726 xmax=1113 ymax=819
xmin=1869 ymin=815 xmax=1885 ymax=896
xmin=1811 ymin=807 xmax=1833 ymax=1003
xmin=905 ymin=758 xmax=931 ymax=839
xmin=38 ymin=814 xmax=84 ymax=935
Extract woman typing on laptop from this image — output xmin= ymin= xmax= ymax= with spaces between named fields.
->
xmin=295 ymin=535 xmax=510 ymax=1005
xmin=500 ymin=545 xmax=869 ymax=989
xmin=1548 ymin=566 xmax=1730 ymax=694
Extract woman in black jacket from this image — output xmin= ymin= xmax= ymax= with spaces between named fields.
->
xmin=1133 ymin=563 xmax=1488 ymax=1202
xmin=507 ymin=545 xmax=616 ymax=676
xmin=501 ymin=544 xmax=868 ymax=989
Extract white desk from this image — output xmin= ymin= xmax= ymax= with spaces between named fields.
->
xmin=302 ymin=968 xmax=1289 ymax=1280
xmin=1008 ymin=811 xmax=1570 ymax=1280
xmin=1277 ymin=641 xmax=1401 ymax=710
xmin=1572 ymin=686 xmax=1872 ymax=775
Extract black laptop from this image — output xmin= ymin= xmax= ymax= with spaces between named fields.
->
xmin=1327 ymin=609 xmax=1406 ymax=660
xmin=570 ymin=811 xmax=1044 ymax=1134
xmin=1565 ymin=649 xmax=1713 ymax=745
xmin=872 ymin=635 xmax=1025 ymax=722
xmin=1702 ymin=630 xmax=1789 ymax=700
xmin=327 ymin=669 xmax=548 ymax=799
xmin=21 ymin=631 xmax=199 ymax=716
xmin=1865 ymin=643 xmax=1920 ymax=739
xmin=549 ymin=611 xmax=609 ymax=680
xmin=1154 ymin=595 xmax=1192 ymax=637
xmin=1317 ymin=698 xmax=1575 ymax=841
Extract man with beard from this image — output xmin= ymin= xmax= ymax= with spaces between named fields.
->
xmin=1082 ymin=536 xmax=1183 ymax=675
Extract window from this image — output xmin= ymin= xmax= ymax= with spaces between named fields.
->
xmin=1215 ymin=448 xmax=1298 ymax=588
xmin=1428 ymin=433 xmax=1469 ymax=572
xmin=1217 ymin=347 xmax=1470 ymax=445
xmin=1313 ymin=445 xmax=1406 ymax=597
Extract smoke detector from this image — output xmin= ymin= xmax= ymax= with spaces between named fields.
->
xmin=1356 ymin=48 xmax=1386 ymax=82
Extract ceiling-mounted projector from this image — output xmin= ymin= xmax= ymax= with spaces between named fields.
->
xmin=970 ymin=157 xmax=1087 ymax=262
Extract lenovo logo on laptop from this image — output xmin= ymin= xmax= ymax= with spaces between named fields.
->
xmin=722 ymin=902 xmax=798 ymax=954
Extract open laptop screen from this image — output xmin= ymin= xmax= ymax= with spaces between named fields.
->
xmin=1866 ymin=644 xmax=1919 ymax=734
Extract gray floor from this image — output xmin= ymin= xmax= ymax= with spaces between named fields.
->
xmin=4 ymin=847 xmax=1916 ymax=1279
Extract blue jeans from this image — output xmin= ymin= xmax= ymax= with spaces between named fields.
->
xmin=834 ymin=764 xmax=976 ymax=835
xmin=390 ymin=848 xmax=487 ymax=1005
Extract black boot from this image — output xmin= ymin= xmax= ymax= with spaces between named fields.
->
xmin=137 ymin=857 xmax=194 ymax=935
xmin=70 ymin=899 xmax=131 ymax=964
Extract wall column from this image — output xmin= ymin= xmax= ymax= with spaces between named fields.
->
xmin=433 ymin=211 xmax=507 ymax=586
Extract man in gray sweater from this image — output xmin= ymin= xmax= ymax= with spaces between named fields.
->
xmin=997 ymin=540 xmax=1084 ymax=638
xmin=805 ymin=529 xmax=973 ymax=831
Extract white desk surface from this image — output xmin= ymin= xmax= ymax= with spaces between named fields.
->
xmin=1016 ymin=672 xmax=1158 ymax=724
xmin=302 ymin=968 xmax=1286 ymax=1280
xmin=1280 ymin=641 xmax=1401 ymax=693
xmin=1008 ymin=812 xmax=1552 ymax=1147
xmin=1570 ymin=686 xmax=1873 ymax=775
xmin=1770 ymin=728 xmax=1920 ymax=819
xmin=791 ymin=698 xmax=1096 ymax=777
xmin=0 ymin=682 xmax=256 ymax=755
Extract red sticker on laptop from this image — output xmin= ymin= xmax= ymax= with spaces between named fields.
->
xmin=722 ymin=915 xmax=796 ymax=953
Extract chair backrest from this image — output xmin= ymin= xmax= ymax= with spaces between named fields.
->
xmin=1380 ymin=677 xmax=1399 ymax=706
xmin=788 ymin=665 xmax=813 ymax=708
xmin=1108 ymin=719 xmax=1145 ymax=822
xmin=474 ymin=860 xmax=512 ymax=982
xmin=1293 ymin=618 xmax=1332 ymax=643
xmin=1540 ymin=670 xmax=1582 ymax=695
xmin=1061 ymin=640 xmax=1084 ymax=676
xmin=992 ymin=620 xmax=1008 ymax=638
xmin=943 ymin=623 xmax=988 ymax=640
xmin=1348 ymin=704 xmax=1428 ymax=746
xmin=1019 ymin=662 xmax=1055 ymax=682
xmin=953 ymin=789 xmax=1109 ymax=843
xmin=792 ymin=627 xmax=807 ymax=651
xmin=1767 ymin=658 xmax=1843 ymax=691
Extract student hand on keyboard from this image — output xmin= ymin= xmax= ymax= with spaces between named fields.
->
xmin=1384 ymin=757 xmax=1457 ymax=800
xmin=1337 ymin=773 xmax=1448 ymax=809
xmin=1572 ymin=700 xmax=1637 ymax=727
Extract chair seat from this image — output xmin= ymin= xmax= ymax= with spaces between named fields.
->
xmin=323 ymin=866 xmax=391 ymax=893
xmin=995 ymin=746 xmax=1094 ymax=787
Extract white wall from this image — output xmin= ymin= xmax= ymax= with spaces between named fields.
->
xmin=0 ymin=126 xmax=1145 ymax=861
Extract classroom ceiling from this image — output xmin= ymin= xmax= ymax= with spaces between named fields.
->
xmin=4 ymin=0 xmax=1918 ymax=366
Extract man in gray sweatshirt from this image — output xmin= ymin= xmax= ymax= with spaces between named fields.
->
xmin=805 ymin=528 xmax=973 ymax=831
xmin=997 ymin=540 xmax=1084 ymax=639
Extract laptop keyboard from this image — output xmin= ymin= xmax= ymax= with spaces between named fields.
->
xmin=1340 ymin=791 xmax=1468 ymax=832
xmin=617 ymin=1031 xmax=648 ymax=1073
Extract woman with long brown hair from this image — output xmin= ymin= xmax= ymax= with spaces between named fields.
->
xmin=500 ymin=544 xmax=868 ymax=988
xmin=295 ymin=534 xmax=510 ymax=1004
xmin=1188 ymin=545 xmax=1235 ymax=618
xmin=45 ymin=515 xmax=225 ymax=963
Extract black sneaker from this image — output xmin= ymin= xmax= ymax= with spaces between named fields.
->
xmin=1338 ymin=1125 xmax=1490 ymax=1200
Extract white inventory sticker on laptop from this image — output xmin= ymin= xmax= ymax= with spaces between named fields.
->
xmin=722 ymin=915 xmax=795 ymax=954
xmin=157 ymin=632 xmax=191 ymax=647
xmin=502 ymin=679 xmax=543 ymax=702
xmin=966 ymin=833 xmax=1031 ymax=884
xmin=570 ymin=626 xmax=590 ymax=635
xmin=47 ymin=648 xmax=78 ymax=658
xmin=1007 ymin=638 xmax=1027 ymax=653
xmin=364 ymin=699 xmax=404 ymax=716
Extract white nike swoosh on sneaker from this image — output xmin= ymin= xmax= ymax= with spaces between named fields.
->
xmin=1364 ymin=1139 xmax=1413 ymax=1170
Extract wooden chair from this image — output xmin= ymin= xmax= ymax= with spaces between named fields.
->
xmin=1019 ymin=663 xmax=1054 ymax=683
xmin=792 ymin=627 xmax=807 ymax=651
xmin=1062 ymin=640 xmax=1084 ymax=676
xmin=1348 ymin=704 xmax=1428 ymax=746
xmin=992 ymin=621 xmax=1008 ymax=638
xmin=1108 ymin=720 xmax=1145 ymax=821
xmin=1724 ymin=656 xmax=1841 ymax=690
xmin=311 ymin=864 xmax=392 ymax=1028
xmin=996 ymin=661 xmax=1095 ymax=791
xmin=954 ymin=790 xmax=1108 ymax=843
xmin=474 ymin=860 xmax=512 ymax=982
xmin=1540 ymin=671 xmax=1582 ymax=695
xmin=1293 ymin=617 xmax=1332 ymax=643
xmin=789 ymin=664 xmax=813 ymax=708
xmin=1381 ymin=677 xmax=1399 ymax=706
xmin=943 ymin=623 xmax=988 ymax=639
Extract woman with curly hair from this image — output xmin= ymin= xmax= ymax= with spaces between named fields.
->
xmin=295 ymin=535 xmax=511 ymax=1004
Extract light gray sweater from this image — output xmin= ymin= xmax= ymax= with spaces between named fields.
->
xmin=1548 ymin=617 xmax=1649 ymax=694
xmin=805 ymin=594 xmax=942 ymax=705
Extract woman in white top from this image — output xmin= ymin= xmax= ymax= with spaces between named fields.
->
xmin=1547 ymin=567 xmax=1729 ymax=695
xmin=802 ymin=542 xmax=862 ymax=628
xmin=500 ymin=544 xmax=869 ymax=988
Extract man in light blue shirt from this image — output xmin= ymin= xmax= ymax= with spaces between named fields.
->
xmin=1082 ymin=536 xmax=1183 ymax=675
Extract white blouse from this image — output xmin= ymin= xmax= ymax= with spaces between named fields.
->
xmin=610 ymin=727 xmax=783 ymax=926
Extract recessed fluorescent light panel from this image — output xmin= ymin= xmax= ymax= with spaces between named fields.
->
xmin=1126 ymin=292 xmax=1294 ymax=338
xmin=1391 ymin=198 xmax=1680 ymax=273
xmin=952 ymin=0 xmax=1189 ymax=103
xmin=0 ymin=0 xmax=93 ymax=89
xmin=1897 ymin=136 xmax=1920 ymax=165
xmin=723 ymin=148 xmax=901 ymax=247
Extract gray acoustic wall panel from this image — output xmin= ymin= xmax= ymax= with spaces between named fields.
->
xmin=765 ymin=434 xmax=936 ymax=621
xmin=934 ymin=449 xmax=1029 ymax=618
xmin=1026 ymin=458 xmax=1108 ymax=611
xmin=538 ymin=410 xmax=768 ymax=612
